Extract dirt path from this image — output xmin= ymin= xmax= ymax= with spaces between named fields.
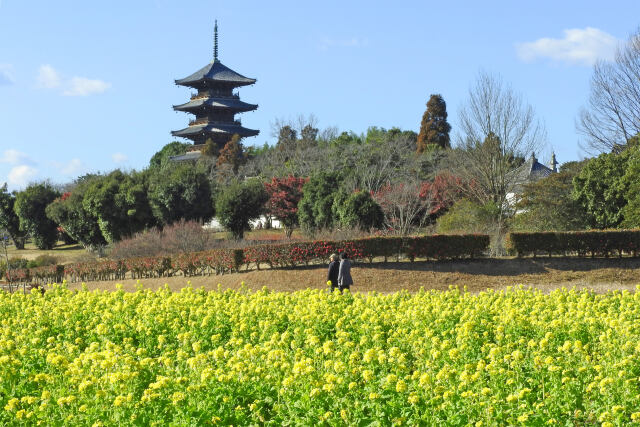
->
xmin=66 ymin=257 xmax=640 ymax=294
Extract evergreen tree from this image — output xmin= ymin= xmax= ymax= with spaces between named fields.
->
xmin=216 ymin=134 xmax=246 ymax=174
xmin=14 ymin=182 xmax=60 ymax=249
xmin=417 ymin=94 xmax=451 ymax=152
xmin=216 ymin=179 xmax=268 ymax=240
xmin=201 ymin=138 xmax=218 ymax=157
xmin=0 ymin=184 xmax=26 ymax=249
xmin=276 ymin=125 xmax=298 ymax=152
xmin=149 ymin=141 xmax=192 ymax=169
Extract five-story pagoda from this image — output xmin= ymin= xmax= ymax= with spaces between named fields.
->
xmin=172 ymin=21 xmax=259 ymax=148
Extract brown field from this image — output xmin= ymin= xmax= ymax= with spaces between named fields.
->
xmin=65 ymin=257 xmax=640 ymax=294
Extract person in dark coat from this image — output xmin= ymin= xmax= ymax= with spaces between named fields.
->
xmin=338 ymin=252 xmax=353 ymax=292
xmin=327 ymin=254 xmax=340 ymax=293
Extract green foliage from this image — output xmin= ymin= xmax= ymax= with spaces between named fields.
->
xmin=417 ymin=94 xmax=451 ymax=152
xmin=329 ymin=131 xmax=362 ymax=148
xmin=622 ymin=146 xmax=640 ymax=227
xmin=276 ymin=125 xmax=298 ymax=152
xmin=201 ymin=138 xmax=218 ymax=157
xmin=436 ymin=199 xmax=498 ymax=234
xmin=26 ymin=254 xmax=57 ymax=269
xmin=0 ymin=183 xmax=26 ymax=249
xmin=511 ymin=172 xmax=588 ymax=232
xmin=149 ymin=141 xmax=192 ymax=169
xmin=149 ymin=165 xmax=215 ymax=226
xmin=45 ymin=177 xmax=107 ymax=250
xmin=215 ymin=179 xmax=269 ymax=240
xmin=82 ymin=170 xmax=155 ymax=243
xmin=506 ymin=230 xmax=640 ymax=258
xmin=572 ymin=150 xmax=630 ymax=229
xmin=298 ymin=172 xmax=340 ymax=232
xmin=333 ymin=191 xmax=384 ymax=231
xmin=14 ymin=182 xmax=60 ymax=249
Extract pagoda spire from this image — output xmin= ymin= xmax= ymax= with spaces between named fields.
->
xmin=213 ymin=20 xmax=219 ymax=62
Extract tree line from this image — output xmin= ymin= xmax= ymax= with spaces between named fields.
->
xmin=2 ymin=28 xmax=639 ymax=255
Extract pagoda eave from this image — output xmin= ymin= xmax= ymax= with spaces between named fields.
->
xmin=172 ymin=98 xmax=258 ymax=113
xmin=171 ymin=123 xmax=259 ymax=138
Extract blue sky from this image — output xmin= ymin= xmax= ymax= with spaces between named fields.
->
xmin=1 ymin=0 xmax=639 ymax=190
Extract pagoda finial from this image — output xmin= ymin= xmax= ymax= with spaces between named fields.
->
xmin=213 ymin=20 xmax=219 ymax=62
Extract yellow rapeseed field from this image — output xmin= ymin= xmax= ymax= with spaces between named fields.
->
xmin=1 ymin=283 xmax=640 ymax=425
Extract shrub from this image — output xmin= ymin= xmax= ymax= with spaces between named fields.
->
xmin=109 ymin=220 xmax=221 ymax=259
xmin=334 ymin=191 xmax=384 ymax=231
xmin=26 ymin=254 xmax=58 ymax=269
xmin=506 ymin=230 xmax=640 ymax=258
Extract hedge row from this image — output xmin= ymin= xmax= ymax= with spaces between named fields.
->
xmin=5 ymin=234 xmax=490 ymax=284
xmin=239 ymin=234 xmax=490 ymax=269
xmin=506 ymin=230 xmax=640 ymax=258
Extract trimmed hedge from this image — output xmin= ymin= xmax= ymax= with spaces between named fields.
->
xmin=506 ymin=230 xmax=640 ymax=258
xmin=242 ymin=235 xmax=489 ymax=269
xmin=4 ymin=234 xmax=489 ymax=284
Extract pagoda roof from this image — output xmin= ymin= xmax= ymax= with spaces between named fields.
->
xmin=171 ymin=122 xmax=259 ymax=138
xmin=173 ymin=97 xmax=258 ymax=112
xmin=175 ymin=60 xmax=256 ymax=87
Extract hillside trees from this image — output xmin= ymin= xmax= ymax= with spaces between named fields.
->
xmin=573 ymin=150 xmax=630 ymax=229
xmin=453 ymin=71 xmax=546 ymax=233
xmin=264 ymin=176 xmax=308 ymax=238
xmin=577 ymin=28 xmax=640 ymax=152
xmin=373 ymin=180 xmax=434 ymax=236
xmin=417 ymin=94 xmax=451 ymax=152
xmin=297 ymin=172 xmax=340 ymax=232
xmin=14 ymin=182 xmax=60 ymax=249
xmin=216 ymin=134 xmax=247 ymax=178
xmin=0 ymin=184 xmax=26 ymax=249
xmin=333 ymin=190 xmax=384 ymax=231
xmin=46 ymin=178 xmax=107 ymax=251
xmin=216 ymin=179 xmax=269 ymax=239
xmin=148 ymin=164 xmax=215 ymax=225
xmin=511 ymin=171 xmax=588 ymax=231
xmin=149 ymin=141 xmax=192 ymax=169
xmin=82 ymin=170 xmax=154 ymax=243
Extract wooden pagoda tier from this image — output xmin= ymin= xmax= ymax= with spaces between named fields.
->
xmin=172 ymin=22 xmax=259 ymax=147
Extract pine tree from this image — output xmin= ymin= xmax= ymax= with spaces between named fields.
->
xmin=417 ymin=94 xmax=451 ymax=152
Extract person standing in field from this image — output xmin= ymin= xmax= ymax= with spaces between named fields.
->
xmin=338 ymin=252 xmax=353 ymax=293
xmin=327 ymin=253 xmax=340 ymax=293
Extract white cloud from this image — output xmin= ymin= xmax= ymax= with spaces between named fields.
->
xmin=0 ymin=149 xmax=35 ymax=165
xmin=61 ymin=158 xmax=86 ymax=175
xmin=112 ymin=152 xmax=128 ymax=164
xmin=35 ymin=64 xmax=110 ymax=96
xmin=516 ymin=27 xmax=619 ymax=66
xmin=63 ymin=76 xmax=111 ymax=96
xmin=319 ymin=36 xmax=369 ymax=51
xmin=7 ymin=165 xmax=38 ymax=189
xmin=0 ymin=64 xmax=14 ymax=85
xmin=36 ymin=64 xmax=61 ymax=88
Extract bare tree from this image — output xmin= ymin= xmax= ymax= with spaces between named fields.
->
xmin=354 ymin=134 xmax=419 ymax=193
xmin=454 ymin=71 xmax=546 ymax=232
xmin=577 ymin=28 xmax=640 ymax=153
xmin=1 ymin=229 xmax=14 ymax=293
xmin=373 ymin=179 xmax=433 ymax=236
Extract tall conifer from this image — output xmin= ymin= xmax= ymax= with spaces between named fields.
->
xmin=417 ymin=94 xmax=451 ymax=152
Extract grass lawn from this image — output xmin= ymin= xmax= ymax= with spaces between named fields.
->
xmin=5 ymin=241 xmax=90 ymax=263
